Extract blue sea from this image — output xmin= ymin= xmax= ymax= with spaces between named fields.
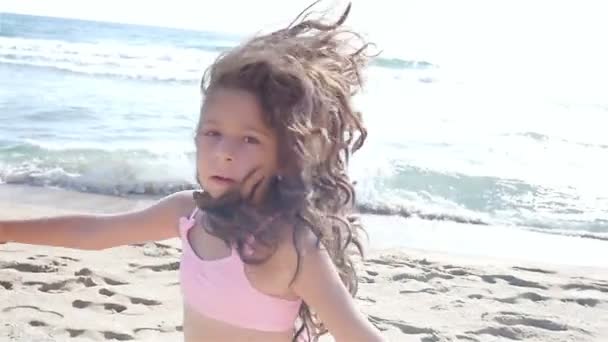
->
xmin=1 ymin=13 xmax=607 ymax=264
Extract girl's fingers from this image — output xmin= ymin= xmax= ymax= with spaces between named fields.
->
xmin=240 ymin=167 xmax=274 ymax=204
xmin=239 ymin=167 xmax=263 ymax=201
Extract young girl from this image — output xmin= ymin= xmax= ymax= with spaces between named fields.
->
xmin=0 ymin=2 xmax=384 ymax=341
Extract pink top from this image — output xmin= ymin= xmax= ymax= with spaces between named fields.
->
xmin=178 ymin=208 xmax=302 ymax=332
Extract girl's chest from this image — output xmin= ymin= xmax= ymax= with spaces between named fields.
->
xmin=187 ymin=224 xmax=298 ymax=300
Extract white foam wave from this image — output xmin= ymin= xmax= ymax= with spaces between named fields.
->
xmin=0 ymin=36 xmax=219 ymax=82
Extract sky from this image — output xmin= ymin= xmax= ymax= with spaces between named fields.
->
xmin=2 ymin=0 xmax=607 ymax=80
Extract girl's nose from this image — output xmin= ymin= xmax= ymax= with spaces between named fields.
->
xmin=216 ymin=138 xmax=237 ymax=162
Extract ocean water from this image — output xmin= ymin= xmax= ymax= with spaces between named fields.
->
xmin=1 ymin=13 xmax=607 ymax=250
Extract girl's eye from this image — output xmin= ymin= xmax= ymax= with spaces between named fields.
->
xmin=203 ymin=130 xmax=220 ymax=137
xmin=244 ymin=136 xmax=260 ymax=144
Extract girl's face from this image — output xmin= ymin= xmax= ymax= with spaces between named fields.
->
xmin=195 ymin=88 xmax=279 ymax=199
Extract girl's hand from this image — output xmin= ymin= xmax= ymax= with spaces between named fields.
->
xmin=238 ymin=167 xmax=275 ymax=206
xmin=0 ymin=223 xmax=7 ymax=244
xmin=194 ymin=166 xmax=274 ymax=210
xmin=194 ymin=166 xmax=274 ymax=208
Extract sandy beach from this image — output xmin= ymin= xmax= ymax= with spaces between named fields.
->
xmin=1 ymin=185 xmax=607 ymax=342
xmin=3 ymin=5 xmax=608 ymax=342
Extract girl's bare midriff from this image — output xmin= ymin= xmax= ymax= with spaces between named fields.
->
xmin=183 ymin=305 xmax=294 ymax=342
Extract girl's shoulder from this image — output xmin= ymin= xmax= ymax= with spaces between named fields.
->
xmin=158 ymin=190 xmax=197 ymax=220
xmin=270 ymin=223 xmax=321 ymax=272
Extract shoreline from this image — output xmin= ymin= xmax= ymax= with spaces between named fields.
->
xmin=2 ymin=183 xmax=607 ymax=269
xmin=1 ymin=184 xmax=607 ymax=341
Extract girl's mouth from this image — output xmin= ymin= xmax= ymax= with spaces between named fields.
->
xmin=210 ymin=175 xmax=236 ymax=184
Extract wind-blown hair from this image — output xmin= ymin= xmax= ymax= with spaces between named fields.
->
xmin=193 ymin=2 xmax=373 ymax=340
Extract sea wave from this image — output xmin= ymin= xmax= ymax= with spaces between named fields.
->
xmin=1 ymin=141 xmax=606 ymax=236
xmin=0 ymin=36 xmax=435 ymax=82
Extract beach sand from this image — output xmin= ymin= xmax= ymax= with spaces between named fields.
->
xmin=1 ymin=185 xmax=607 ymax=341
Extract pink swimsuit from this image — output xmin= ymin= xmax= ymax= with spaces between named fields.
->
xmin=178 ymin=208 xmax=302 ymax=332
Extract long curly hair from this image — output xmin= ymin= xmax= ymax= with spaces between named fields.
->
xmin=193 ymin=2 xmax=373 ymax=340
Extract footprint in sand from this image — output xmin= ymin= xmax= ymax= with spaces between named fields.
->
xmin=364 ymin=257 xmax=413 ymax=268
xmin=132 ymin=242 xmax=181 ymax=257
xmin=368 ymin=315 xmax=436 ymax=334
xmin=132 ymin=324 xmax=180 ymax=335
xmin=25 ymin=257 xmax=68 ymax=267
xmin=367 ymin=315 xmax=449 ymax=341
xmin=65 ymin=328 xmax=134 ymax=341
xmin=20 ymin=268 xmax=127 ymax=294
xmin=512 ymin=266 xmax=556 ymax=274
xmin=133 ymin=327 xmax=165 ymax=334
xmin=479 ymin=311 xmax=591 ymax=336
xmin=400 ymin=284 xmax=450 ymax=295
xmin=66 ymin=329 xmax=86 ymax=338
xmin=129 ymin=262 xmax=180 ymax=273
xmin=103 ymin=330 xmax=134 ymax=340
xmin=59 ymin=256 xmax=80 ymax=262
xmin=392 ymin=271 xmax=454 ymax=283
xmin=444 ymin=268 xmax=472 ymax=277
xmin=29 ymin=320 xmax=47 ymax=327
xmin=3 ymin=305 xmax=64 ymax=318
xmin=562 ymin=282 xmax=608 ymax=293
xmin=480 ymin=274 xmax=548 ymax=290
xmin=24 ymin=277 xmax=96 ymax=293
xmin=359 ymin=276 xmax=375 ymax=283
xmin=1 ymin=264 xmax=129 ymax=293
xmin=468 ymin=291 xmax=603 ymax=308
xmin=391 ymin=262 xmax=478 ymax=284
xmin=74 ymin=268 xmax=128 ymax=285
xmin=72 ymin=299 xmax=128 ymax=313
xmin=414 ymin=258 xmax=433 ymax=266
xmin=466 ymin=326 xmax=529 ymax=341
xmin=560 ymin=297 xmax=601 ymax=307
xmin=23 ymin=255 xmax=80 ymax=267
xmin=37 ymin=325 xmax=181 ymax=340
xmin=454 ymin=334 xmax=480 ymax=341
xmin=98 ymin=288 xmax=162 ymax=306
xmin=1 ymin=261 xmax=58 ymax=273
xmin=468 ymin=291 xmax=550 ymax=304
xmin=356 ymin=295 xmax=377 ymax=303
xmin=430 ymin=265 xmax=476 ymax=279
xmin=483 ymin=311 xmax=568 ymax=331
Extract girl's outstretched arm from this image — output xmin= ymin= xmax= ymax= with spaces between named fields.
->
xmin=290 ymin=234 xmax=385 ymax=342
xmin=0 ymin=191 xmax=193 ymax=250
